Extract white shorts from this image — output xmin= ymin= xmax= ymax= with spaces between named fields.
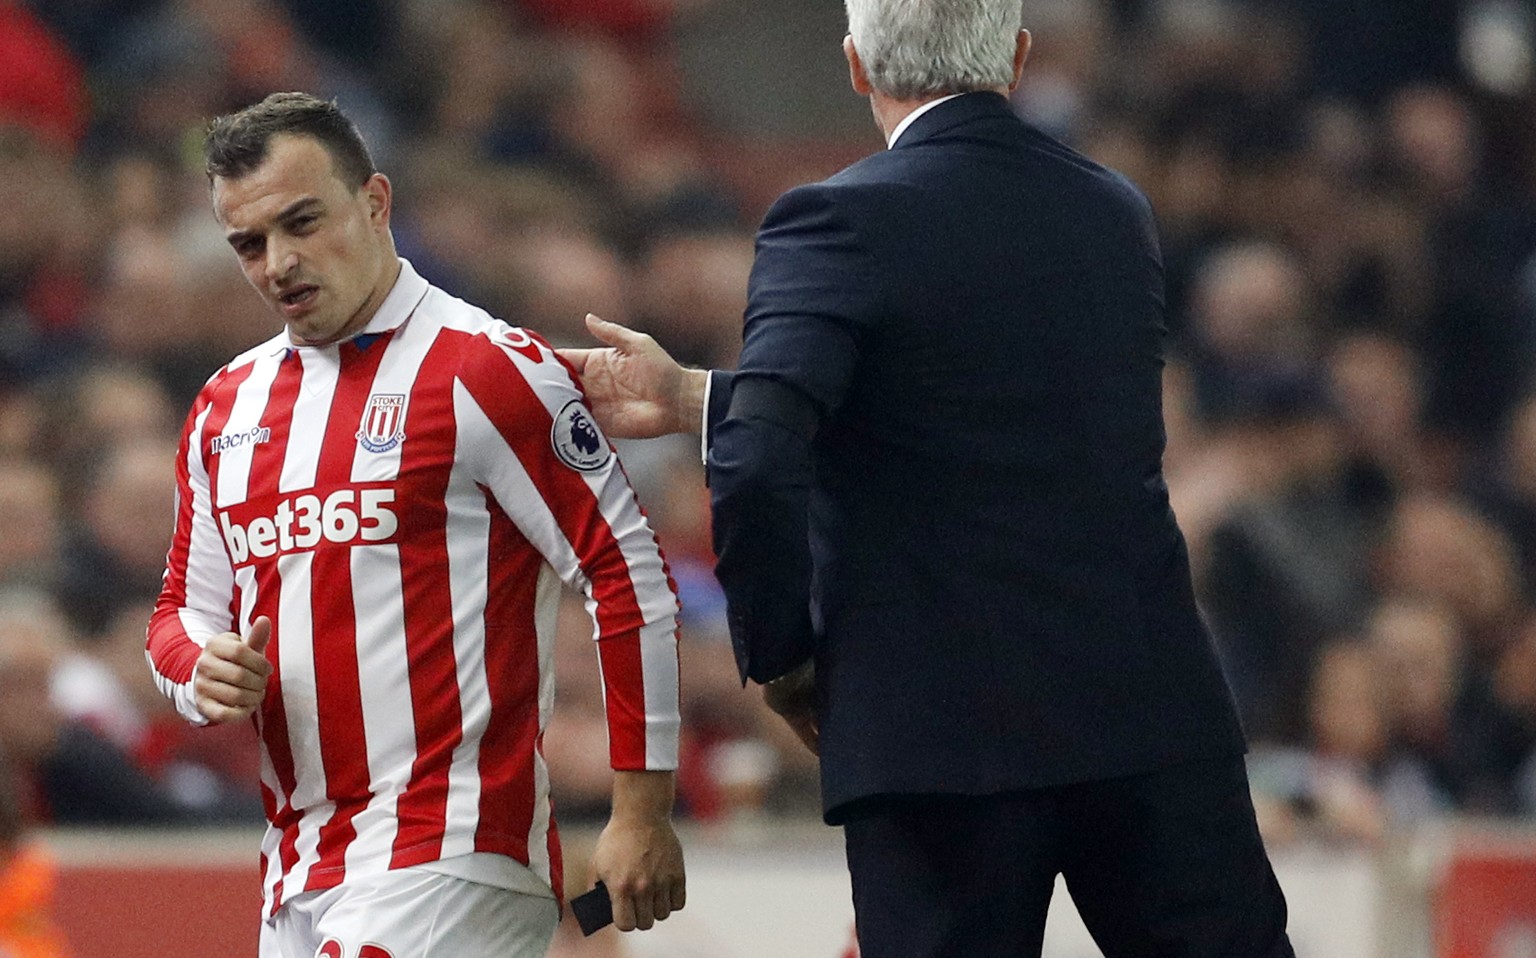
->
xmin=258 ymin=868 xmax=559 ymax=958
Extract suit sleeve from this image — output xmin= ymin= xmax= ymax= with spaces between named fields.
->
xmin=710 ymin=183 xmax=875 ymax=684
xmin=456 ymin=323 xmax=681 ymax=771
xmin=147 ymin=395 xmax=234 ymax=726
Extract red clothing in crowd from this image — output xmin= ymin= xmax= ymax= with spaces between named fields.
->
xmin=0 ymin=1 xmax=87 ymax=151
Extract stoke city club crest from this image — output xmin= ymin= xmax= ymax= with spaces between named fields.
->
xmin=357 ymin=394 xmax=407 ymax=454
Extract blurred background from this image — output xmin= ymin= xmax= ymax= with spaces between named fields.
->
xmin=2 ymin=0 xmax=1536 ymax=955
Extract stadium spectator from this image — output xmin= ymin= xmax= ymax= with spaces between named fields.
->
xmin=0 ymin=127 xmax=93 ymax=379
xmin=634 ymin=226 xmax=753 ymax=370
xmin=1365 ymin=599 xmax=1465 ymax=818
xmin=28 ymin=364 xmax=178 ymax=500
xmin=0 ymin=0 xmax=88 ymax=152
xmin=1201 ymin=378 xmax=1377 ymax=743
xmin=1179 ymin=239 xmax=1320 ymax=425
xmin=1477 ymin=391 xmax=1536 ymax=595
xmin=1325 ymin=332 xmax=1441 ymax=497
xmin=56 ymin=439 xmax=179 ymax=636
xmin=51 ymin=601 xmax=263 ymax=819
xmin=0 ymin=460 xmax=61 ymax=592
xmin=1374 ymin=494 xmax=1526 ymax=661
xmin=1248 ymin=641 xmax=1390 ymax=847
xmin=0 ymin=590 xmax=212 ymax=826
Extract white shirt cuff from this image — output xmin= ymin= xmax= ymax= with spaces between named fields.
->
xmin=700 ymin=371 xmax=713 ymax=465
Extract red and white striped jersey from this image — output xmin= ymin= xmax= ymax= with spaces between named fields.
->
xmin=148 ymin=260 xmax=680 ymax=916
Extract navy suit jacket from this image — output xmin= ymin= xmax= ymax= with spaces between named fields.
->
xmin=707 ymin=92 xmax=1245 ymax=823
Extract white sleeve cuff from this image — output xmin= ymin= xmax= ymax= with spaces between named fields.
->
xmin=700 ymin=371 xmax=713 ymax=465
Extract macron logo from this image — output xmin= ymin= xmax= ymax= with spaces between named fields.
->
xmin=210 ymin=426 xmax=272 ymax=456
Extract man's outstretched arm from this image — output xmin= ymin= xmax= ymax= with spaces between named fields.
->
xmin=557 ymin=314 xmax=710 ymax=439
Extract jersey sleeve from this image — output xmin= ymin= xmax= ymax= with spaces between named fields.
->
xmin=454 ymin=323 xmax=682 ymax=771
xmin=146 ymin=394 xmax=235 ymax=726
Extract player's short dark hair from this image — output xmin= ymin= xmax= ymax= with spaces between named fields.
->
xmin=204 ymin=92 xmax=376 ymax=188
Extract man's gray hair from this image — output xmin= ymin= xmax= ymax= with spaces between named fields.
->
xmin=845 ymin=0 xmax=1024 ymax=100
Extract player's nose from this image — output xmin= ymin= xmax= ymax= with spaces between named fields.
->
xmin=266 ymin=245 xmax=299 ymax=284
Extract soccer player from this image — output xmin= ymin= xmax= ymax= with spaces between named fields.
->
xmin=147 ymin=92 xmax=685 ymax=958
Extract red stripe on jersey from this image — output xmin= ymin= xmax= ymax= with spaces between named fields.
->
xmin=473 ymin=499 xmax=542 ymax=860
xmin=388 ymin=331 xmax=468 ymax=867
xmin=458 ymin=344 xmax=651 ymax=768
xmin=145 ymin=618 xmax=200 ymax=683
xmin=304 ymin=337 xmax=390 ymax=889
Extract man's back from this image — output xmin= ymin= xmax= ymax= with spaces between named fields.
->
xmin=735 ymin=92 xmax=1245 ymax=818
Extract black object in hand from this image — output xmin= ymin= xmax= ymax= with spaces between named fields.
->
xmin=571 ymin=881 xmax=614 ymax=936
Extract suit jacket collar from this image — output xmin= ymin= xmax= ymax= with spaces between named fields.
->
xmin=889 ymin=91 xmax=1016 ymax=149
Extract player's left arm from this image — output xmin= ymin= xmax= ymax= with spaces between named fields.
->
xmin=456 ymin=323 xmax=685 ymax=928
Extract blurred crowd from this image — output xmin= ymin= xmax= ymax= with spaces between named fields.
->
xmin=0 ymin=0 xmax=1535 ymax=894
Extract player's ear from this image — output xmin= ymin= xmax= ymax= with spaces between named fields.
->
xmin=362 ymin=173 xmax=392 ymax=228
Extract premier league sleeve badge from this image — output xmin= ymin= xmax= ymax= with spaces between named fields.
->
xmin=551 ymin=399 xmax=612 ymax=472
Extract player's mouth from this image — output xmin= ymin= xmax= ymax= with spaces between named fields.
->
xmin=276 ymin=284 xmax=319 ymax=317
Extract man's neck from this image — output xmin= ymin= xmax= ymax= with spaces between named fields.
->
xmin=874 ymin=86 xmax=1007 ymax=146
xmin=875 ymin=94 xmax=948 ymax=144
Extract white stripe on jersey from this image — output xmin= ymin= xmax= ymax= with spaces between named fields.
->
xmin=279 ymin=351 xmax=338 ymax=494
xmin=275 ymin=549 xmax=331 ymax=895
xmin=215 ymin=356 xmax=281 ymax=509
xmin=345 ymin=539 xmax=412 ymax=876
xmin=438 ymin=465 xmax=493 ymax=862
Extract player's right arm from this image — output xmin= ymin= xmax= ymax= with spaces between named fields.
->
xmin=457 ymin=323 xmax=685 ymax=928
xmin=146 ymin=392 xmax=270 ymax=725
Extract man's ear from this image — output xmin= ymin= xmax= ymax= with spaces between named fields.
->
xmin=362 ymin=173 xmax=392 ymax=228
xmin=844 ymin=35 xmax=874 ymax=96
xmin=1008 ymin=30 xmax=1032 ymax=91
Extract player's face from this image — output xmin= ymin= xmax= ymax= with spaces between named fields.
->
xmin=212 ymin=134 xmax=396 ymax=347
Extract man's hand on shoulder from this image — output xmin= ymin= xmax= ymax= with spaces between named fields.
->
xmin=193 ymin=616 xmax=273 ymax=723
xmin=591 ymin=769 xmax=687 ymax=932
xmin=556 ymin=314 xmax=708 ymax=439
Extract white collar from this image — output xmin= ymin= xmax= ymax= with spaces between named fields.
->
xmin=887 ymin=94 xmax=964 ymax=148
xmin=273 ymin=257 xmax=429 ymax=354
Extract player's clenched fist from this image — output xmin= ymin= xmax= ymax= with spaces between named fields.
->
xmin=591 ymin=770 xmax=687 ymax=933
xmin=194 ymin=616 xmax=273 ymax=723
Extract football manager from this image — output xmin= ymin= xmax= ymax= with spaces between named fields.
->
xmin=562 ymin=0 xmax=1297 ymax=955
